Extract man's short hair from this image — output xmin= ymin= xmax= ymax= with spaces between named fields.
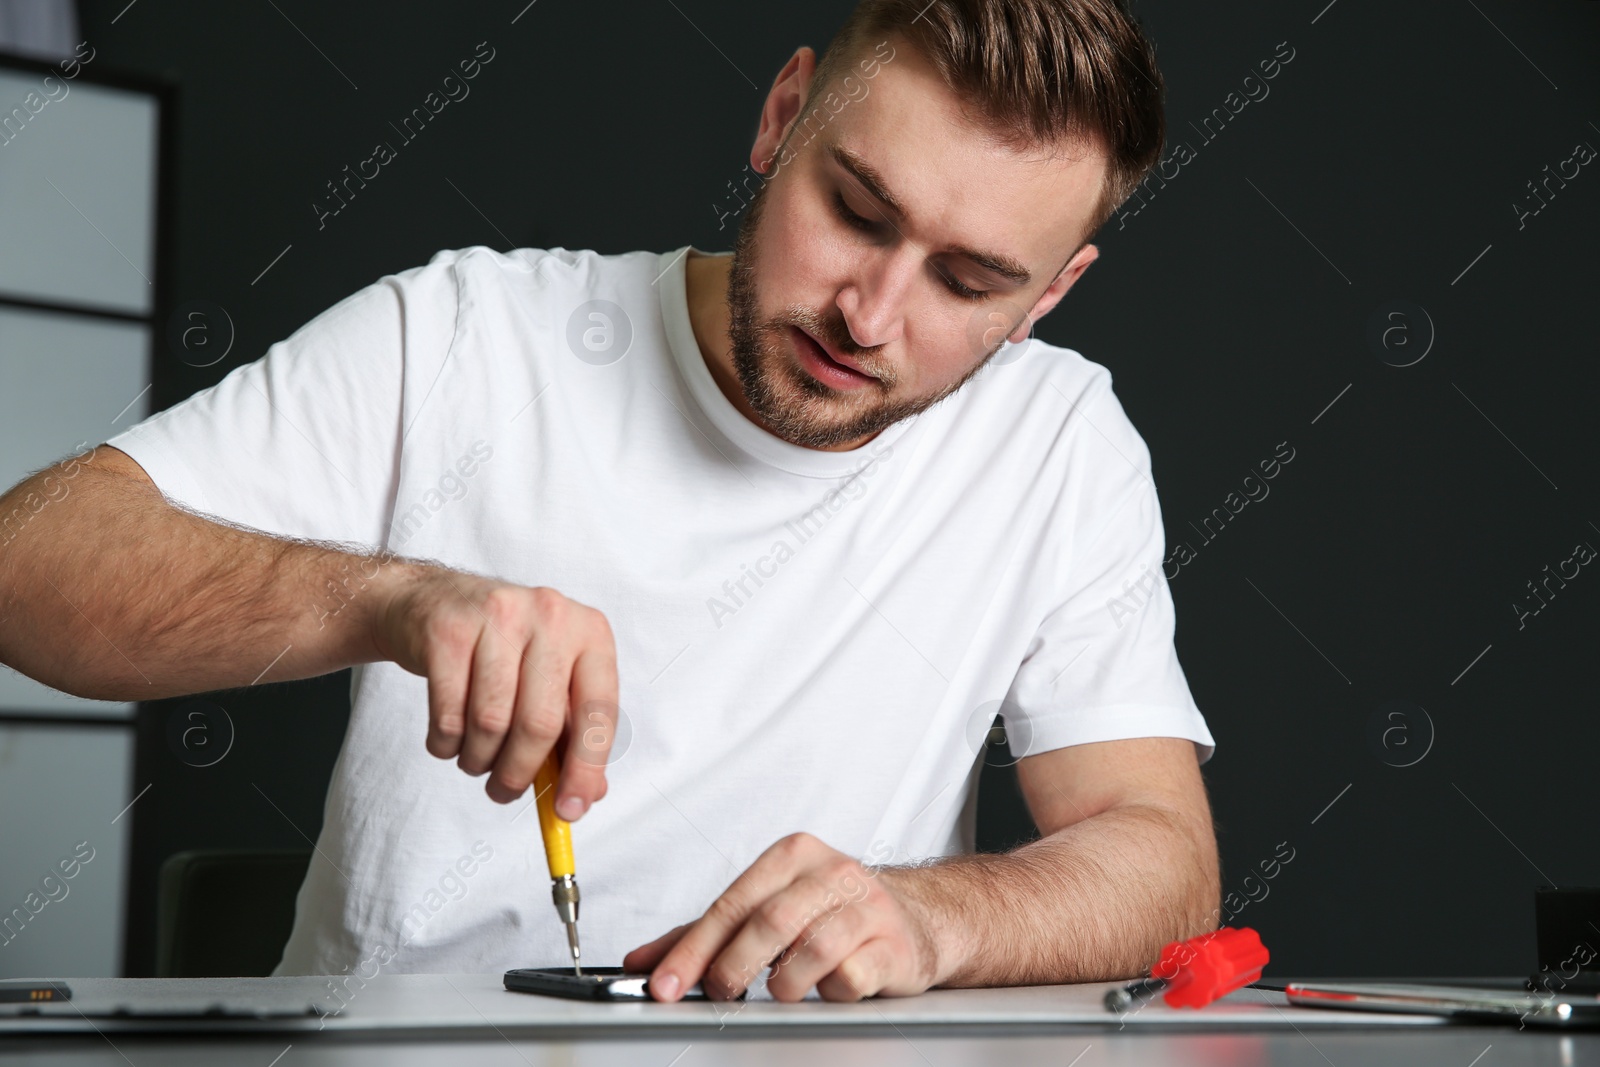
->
xmin=805 ymin=0 xmax=1166 ymax=246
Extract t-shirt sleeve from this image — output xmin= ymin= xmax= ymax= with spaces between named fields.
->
xmin=1001 ymin=371 xmax=1215 ymax=763
xmin=105 ymin=262 xmax=456 ymax=547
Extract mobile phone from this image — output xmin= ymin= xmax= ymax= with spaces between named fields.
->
xmin=503 ymin=966 xmax=710 ymax=1001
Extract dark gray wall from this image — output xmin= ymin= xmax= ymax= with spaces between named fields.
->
xmin=77 ymin=0 xmax=1599 ymax=978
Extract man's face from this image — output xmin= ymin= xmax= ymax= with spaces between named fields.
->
xmin=725 ymin=37 xmax=1106 ymax=451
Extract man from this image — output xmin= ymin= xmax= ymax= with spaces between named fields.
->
xmin=0 ymin=0 xmax=1218 ymax=1001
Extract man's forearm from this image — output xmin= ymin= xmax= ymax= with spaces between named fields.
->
xmin=875 ymin=802 xmax=1220 ymax=988
xmin=0 ymin=445 xmax=403 ymax=701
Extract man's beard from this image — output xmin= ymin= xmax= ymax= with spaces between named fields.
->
xmin=724 ymin=178 xmax=1003 ymax=450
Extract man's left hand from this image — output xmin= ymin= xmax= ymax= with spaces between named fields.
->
xmin=621 ymin=832 xmax=940 ymax=1002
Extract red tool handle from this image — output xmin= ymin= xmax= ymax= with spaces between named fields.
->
xmin=1151 ymin=926 xmax=1269 ymax=1008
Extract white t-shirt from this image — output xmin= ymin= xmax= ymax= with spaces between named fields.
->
xmin=107 ymin=244 xmax=1214 ymax=978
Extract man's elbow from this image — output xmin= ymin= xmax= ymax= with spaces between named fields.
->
xmin=1131 ymin=798 xmax=1221 ymax=941
xmin=1174 ymin=806 xmax=1222 ymax=939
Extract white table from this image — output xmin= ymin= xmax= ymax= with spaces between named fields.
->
xmin=2 ymin=974 xmax=1587 ymax=1066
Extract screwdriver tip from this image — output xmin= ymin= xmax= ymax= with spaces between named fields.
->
xmin=567 ymin=923 xmax=583 ymax=977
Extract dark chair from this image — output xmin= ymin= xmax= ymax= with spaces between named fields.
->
xmin=155 ymin=849 xmax=312 ymax=977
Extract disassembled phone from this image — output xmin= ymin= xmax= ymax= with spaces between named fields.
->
xmin=503 ymin=967 xmax=710 ymax=1001
xmin=1281 ymin=981 xmax=1600 ymax=1028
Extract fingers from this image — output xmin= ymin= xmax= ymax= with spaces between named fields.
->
xmin=479 ymin=590 xmax=568 ymax=801
xmin=650 ymin=833 xmax=822 ymax=1001
xmin=412 ymin=577 xmax=620 ymax=812
xmin=815 ymin=937 xmax=899 ymax=1002
xmin=722 ymin=873 xmax=866 ymax=1001
xmin=646 ymin=835 xmax=918 ymax=1004
xmin=488 ymin=597 xmax=615 ymax=811
xmin=555 ymin=620 xmax=619 ymax=819
xmin=423 ymin=611 xmax=473 ymax=760
xmin=622 ymin=922 xmax=692 ymax=973
xmin=485 ymin=634 xmax=564 ymax=803
xmin=674 ymin=881 xmax=888 ymax=1003
xmin=458 ymin=606 xmax=527 ymax=779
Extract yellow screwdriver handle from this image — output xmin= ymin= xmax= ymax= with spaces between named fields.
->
xmin=534 ymin=751 xmax=575 ymax=879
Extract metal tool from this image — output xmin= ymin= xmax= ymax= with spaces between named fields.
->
xmin=534 ymin=752 xmax=582 ymax=975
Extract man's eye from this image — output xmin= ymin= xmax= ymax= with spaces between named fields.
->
xmin=942 ymin=273 xmax=990 ymax=301
xmin=831 ymin=190 xmax=879 ymax=233
xmin=938 ymin=267 xmax=990 ymax=302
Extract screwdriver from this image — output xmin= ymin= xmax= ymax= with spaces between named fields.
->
xmin=534 ymin=751 xmax=582 ymax=975
xmin=1104 ymin=927 xmax=1268 ymax=1013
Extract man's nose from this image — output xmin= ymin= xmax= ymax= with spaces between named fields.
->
xmin=836 ymin=248 xmax=916 ymax=350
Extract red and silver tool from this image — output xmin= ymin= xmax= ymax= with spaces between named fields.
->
xmin=1104 ymin=926 xmax=1270 ymax=1012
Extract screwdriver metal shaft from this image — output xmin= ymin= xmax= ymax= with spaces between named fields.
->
xmin=552 ymin=873 xmax=582 ymax=976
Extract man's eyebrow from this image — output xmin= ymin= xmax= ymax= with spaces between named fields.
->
xmin=826 ymin=142 xmax=1033 ymax=287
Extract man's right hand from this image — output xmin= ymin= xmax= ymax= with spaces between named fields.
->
xmin=370 ymin=567 xmax=620 ymax=817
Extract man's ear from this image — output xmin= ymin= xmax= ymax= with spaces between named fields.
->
xmin=751 ymin=47 xmax=818 ymax=175
xmin=1009 ymin=243 xmax=1099 ymax=343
